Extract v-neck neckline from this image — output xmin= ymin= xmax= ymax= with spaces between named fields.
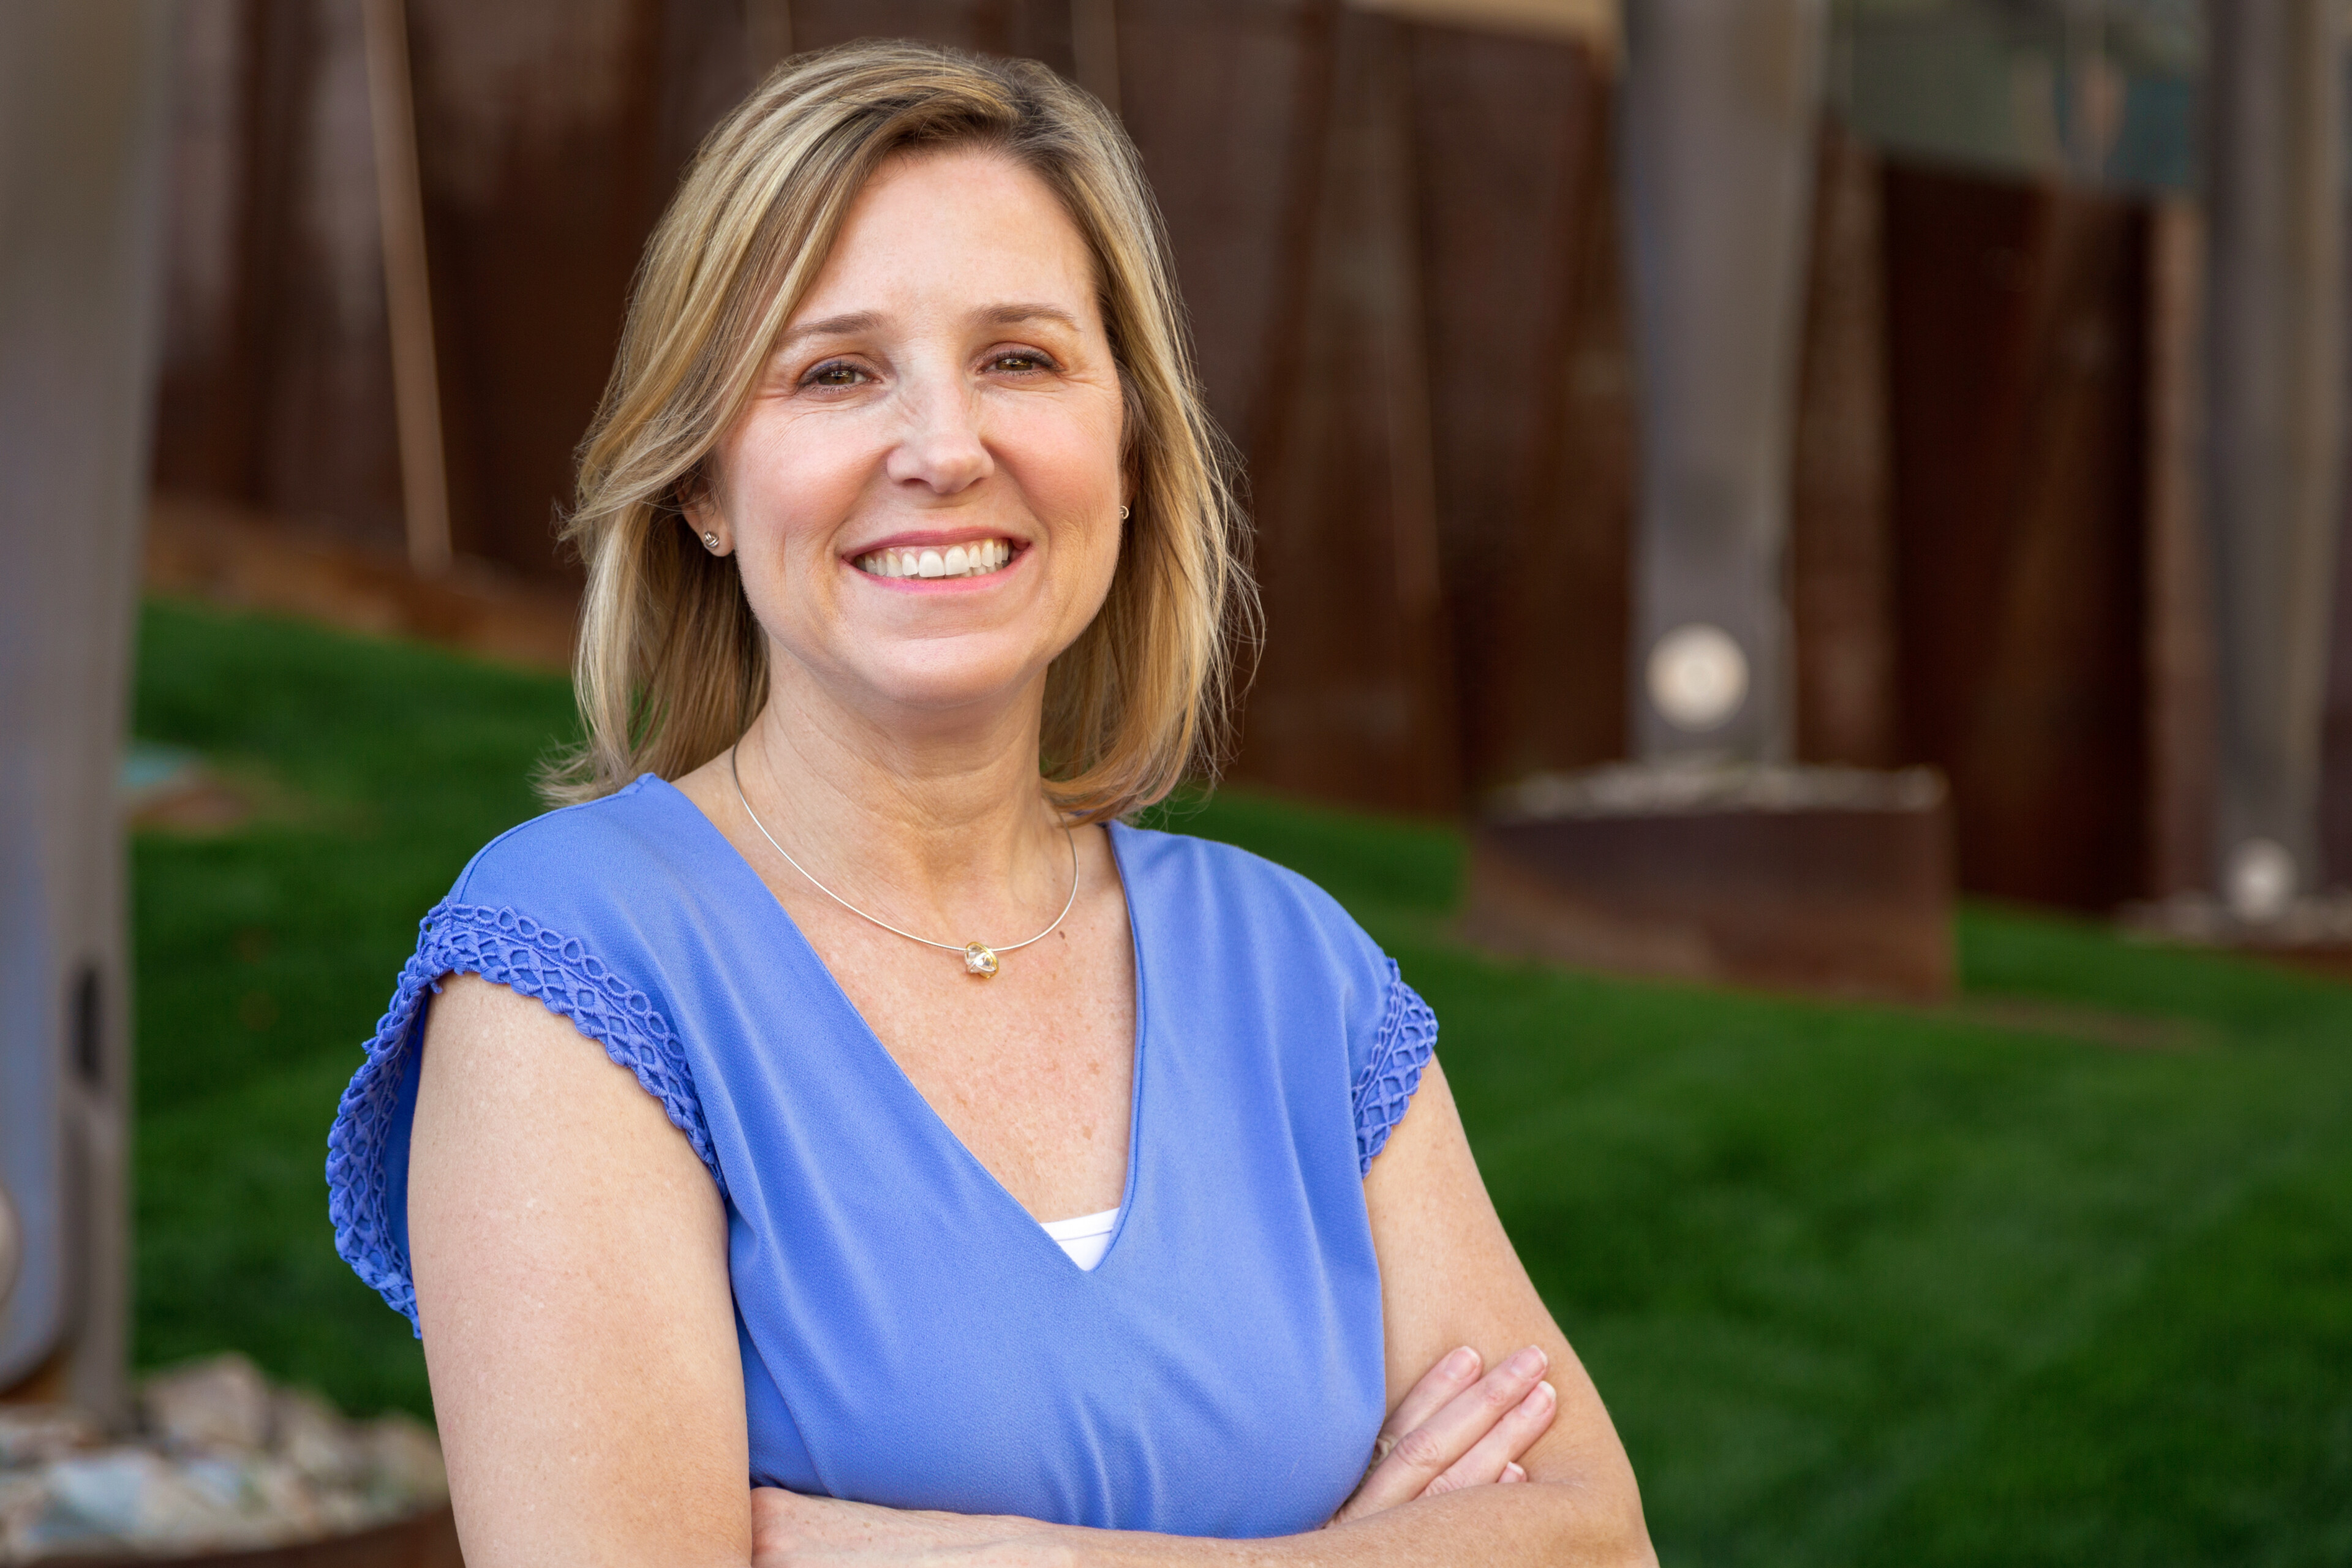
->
xmin=650 ymin=775 xmax=1148 ymax=1276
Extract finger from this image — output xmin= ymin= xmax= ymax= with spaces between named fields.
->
xmin=1381 ymin=1346 xmax=1483 ymax=1442
xmin=1422 ymin=1379 xmax=1557 ymax=1498
xmin=1500 ymin=1463 xmax=1527 ymax=1483
xmin=1330 ymin=1347 xmax=1485 ymax=1525
xmin=1355 ymin=1345 xmax=1549 ymax=1509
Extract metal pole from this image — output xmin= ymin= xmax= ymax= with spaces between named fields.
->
xmin=2202 ymin=0 xmax=2343 ymax=918
xmin=1619 ymin=0 xmax=1826 ymax=763
xmin=0 ymin=0 xmax=172 ymax=1417
xmin=361 ymin=0 xmax=453 ymax=578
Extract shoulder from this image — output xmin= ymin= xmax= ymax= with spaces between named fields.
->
xmin=418 ymin=775 xmax=728 ymax=1171
xmin=448 ymin=775 xmax=698 ymax=911
xmin=1111 ymin=820 xmax=1385 ymax=976
xmin=1112 ymin=821 xmax=1438 ymax=1175
xmin=437 ymin=775 xmax=739 ymax=963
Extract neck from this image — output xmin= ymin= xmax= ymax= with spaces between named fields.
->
xmin=734 ymin=656 xmax=1072 ymax=936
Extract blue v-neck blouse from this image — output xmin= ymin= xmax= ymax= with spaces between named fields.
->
xmin=325 ymin=776 xmax=1438 ymax=1539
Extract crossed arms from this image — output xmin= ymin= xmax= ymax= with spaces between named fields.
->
xmin=407 ymin=974 xmax=1656 ymax=1566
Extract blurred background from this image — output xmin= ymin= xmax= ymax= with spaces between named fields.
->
xmin=6 ymin=0 xmax=2352 ymax=1564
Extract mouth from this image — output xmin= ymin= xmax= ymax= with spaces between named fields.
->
xmin=851 ymin=536 xmax=1016 ymax=580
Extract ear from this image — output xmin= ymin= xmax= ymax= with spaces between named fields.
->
xmin=677 ymin=471 xmax=728 ymax=555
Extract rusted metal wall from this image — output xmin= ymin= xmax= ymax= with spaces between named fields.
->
xmin=149 ymin=1 xmax=2343 ymax=909
xmin=153 ymin=0 xmax=405 ymax=555
xmin=1789 ymin=122 xmax=1899 ymax=769
xmin=1879 ymin=162 xmax=2152 ymax=910
xmin=402 ymin=0 xmax=668 ymax=576
xmin=1216 ymin=10 xmax=1460 ymax=813
xmin=1408 ymin=20 xmax=1630 ymax=796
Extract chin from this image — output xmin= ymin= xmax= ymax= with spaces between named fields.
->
xmin=839 ymin=644 xmax=1053 ymax=719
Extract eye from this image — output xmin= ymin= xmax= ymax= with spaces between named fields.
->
xmin=987 ymin=349 xmax=1057 ymax=375
xmin=801 ymin=359 xmax=870 ymax=388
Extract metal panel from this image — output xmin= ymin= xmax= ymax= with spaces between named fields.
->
xmin=0 ymin=0 xmax=171 ymax=1409
xmin=2201 ymin=0 xmax=2343 ymax=916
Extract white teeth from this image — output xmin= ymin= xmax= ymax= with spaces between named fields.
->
xmin=854 ymin=538 xmax=1014 ymax=578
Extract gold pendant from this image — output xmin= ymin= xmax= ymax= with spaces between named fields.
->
xmin=963 ymin=941 xmax=1000 ymax=978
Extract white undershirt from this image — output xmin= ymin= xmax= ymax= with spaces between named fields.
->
xmin=1038 ymin=1206 xmax=1120 ymax=1271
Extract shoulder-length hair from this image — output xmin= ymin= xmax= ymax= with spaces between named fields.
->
xmin=545 ymin=39 xmax=1253 ymax=821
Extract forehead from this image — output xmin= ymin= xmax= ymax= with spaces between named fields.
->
xmin=790 ymin=145 xmax=1101 ymax=326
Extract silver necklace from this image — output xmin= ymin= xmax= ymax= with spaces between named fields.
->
xmin=729 ymin=745 xmax=1079 ymax=979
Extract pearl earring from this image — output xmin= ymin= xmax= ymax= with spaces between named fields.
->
xmin=703 ymin=532 xmax=720 ymax=550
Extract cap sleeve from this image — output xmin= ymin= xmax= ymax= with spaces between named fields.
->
xmin=1349 ymin=960 xmax=1438 ymax=1175
xmin=324 ymin=899 xmax=723 ymax=1331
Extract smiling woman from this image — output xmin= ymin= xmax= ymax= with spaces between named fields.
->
xmin=322 ymin=39 xmax=1652 ymax=1568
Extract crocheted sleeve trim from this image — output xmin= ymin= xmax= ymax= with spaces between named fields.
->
xmin=1352 ymin=962 xmax=1438 ymax=1175
xmin=325 ymin=900 xmax=724 ymax=1332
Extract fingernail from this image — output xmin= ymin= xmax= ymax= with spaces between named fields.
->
xmin=1523 ymin=1379 xmax=1556 ymax=1411
xmin=1507 ymin=1346 xmax=1548 ymax=1378
xmin=1501 ymin=1463 xmax=1527 ymax=1483
xmin=1442 ymin=1346 xmax=1479 ymax=1380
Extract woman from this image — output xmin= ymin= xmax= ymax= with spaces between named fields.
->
xmin=326 ymin=40 xmax=1651 ymax=1566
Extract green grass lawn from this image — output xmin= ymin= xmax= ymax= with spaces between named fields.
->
xmin=130 ymin=598 xmax=2352 ymax=1565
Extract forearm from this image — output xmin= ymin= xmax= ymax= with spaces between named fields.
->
xmin=1057 ymin=1482 xmax=1654 ymax=1568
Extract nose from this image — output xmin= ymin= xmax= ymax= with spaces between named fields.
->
xmin=884 ymin=369 xmax=992 ymax=496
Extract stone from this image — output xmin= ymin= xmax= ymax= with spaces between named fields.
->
xmin=0 ymin=1408 xmax=99 ymax=1469
xmin=273 ymin=1386 xmax=369 ymax=1489
xmin=0 ymin=1362 xmax=449 ymax=1561
xmin=27 ymin=1448 xmax=270 ymax=1554
xmin=362 ymin=1414 xmax=448 ymax=1512
xmin=141 ymin=1352 xmax=272 ymax=1453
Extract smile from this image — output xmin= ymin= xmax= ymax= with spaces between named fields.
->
xmin=852 ymin=538 xmax=1014 ymax=579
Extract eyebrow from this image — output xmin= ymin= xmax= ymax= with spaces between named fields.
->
xmin=977 ymin=303 xmax=1082 ymax=333
xmin=774 ymin=302 xmax=1083 ymax=353
xmin=774 ymin=311 xmax=883 ymax=352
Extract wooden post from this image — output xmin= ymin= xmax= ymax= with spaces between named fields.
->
xmin=0 ymin=0 xmax=171 ymax=1418
xmin=2201 ymin=0 xmax=2343 ymax=918
xmin=1618 ymin=0 xmax=1825 ymax=763
xmin=361 ymin=0 xmax=453 ymax=578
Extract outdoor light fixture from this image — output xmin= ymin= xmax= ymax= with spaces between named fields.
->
xmin=1647 ymin=623 xmax=1749 ymax=731
xmin=2225 ymin=837 xmax=2297 ymax=922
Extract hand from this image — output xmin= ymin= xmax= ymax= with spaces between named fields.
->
xmin=1327 ymin=1343 xmax=1558 ymax=1526
xmin=751 ymin=1487 xmax=1072 ymax=1566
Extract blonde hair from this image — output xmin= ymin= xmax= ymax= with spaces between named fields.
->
xmin=546 ymin=39 xmax=1252 ymax=823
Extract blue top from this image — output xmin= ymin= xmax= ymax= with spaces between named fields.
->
xmin=325 ymin=776 xmax=1438 ymax=1539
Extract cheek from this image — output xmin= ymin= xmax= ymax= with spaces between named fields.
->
xmin=1002 ymin=398 xmax=1125 ymax=519
xmin=728 ymin=416 xmax=868 ymax=547
xmin=1055 ymin=511 xmax=1126 ymax=639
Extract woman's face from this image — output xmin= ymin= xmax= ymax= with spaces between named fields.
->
xmin=701 ymin=146 xmax=1127 ymax=733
